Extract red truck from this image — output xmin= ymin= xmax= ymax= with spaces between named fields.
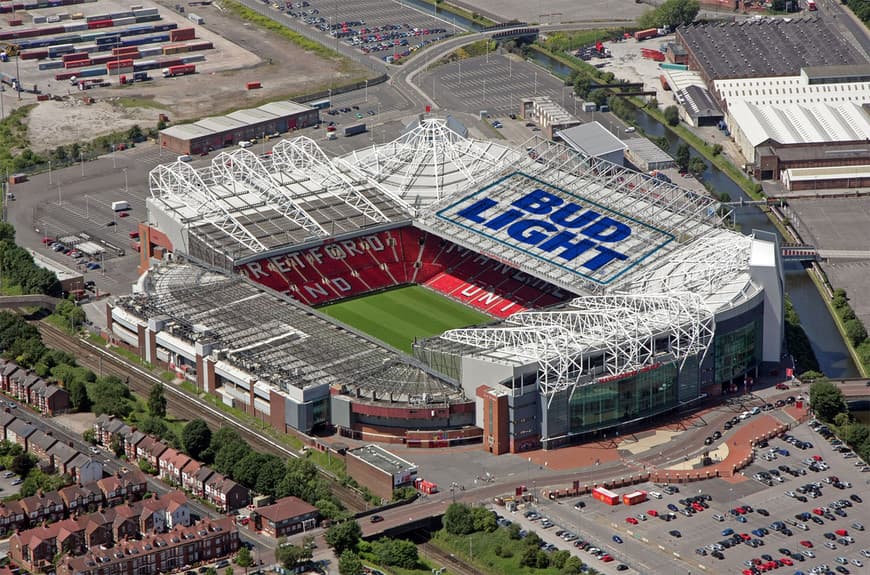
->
xmin=162 ymin=64 xmax=196 ymax=78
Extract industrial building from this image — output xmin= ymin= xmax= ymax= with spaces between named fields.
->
xmin=622 ymin=137 xmax=675 ymax=171
xmin=345 ymin=445 xmax=418 ymax=501
xmin=556 ymin=122 xmax=626 ymax=165
xmin=519 ymin=97 xmax=580 ymax=140
xmin=159 ymin=100 xmax=319 ymax=155
xmin=116 ymin=118 xmax=783 ymax=453
xmin=677 ymin=19 xmax=866 ymax=85
xmin=27 ymin=249 xmax=84 ymax=295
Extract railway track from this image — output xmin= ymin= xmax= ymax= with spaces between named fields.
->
xmin=37 ymin=321 xmax=368 ymax=512
xmin=415 ymin=538 xmax=485 ymax=575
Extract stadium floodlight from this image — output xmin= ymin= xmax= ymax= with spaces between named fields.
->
xmin=149 ymin=161 xmax=268 ymax=254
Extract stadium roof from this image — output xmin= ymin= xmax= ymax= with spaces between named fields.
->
xmin=728 ymin=100 xmax=870 ymax=148
xmin=148 ymin=137 xmax=413 ymax=261
xmin=337 ymin=117 xmax=518 ymax=211
xmin=436 ymin=292 xmax=716 ymax=397
xmin=414 ymin=136 xmax=726 ymax=295
xmin=678 ymin=18 xmax=867 ymax=80
xmin=116 ymin=264 xmax=464 ymax=404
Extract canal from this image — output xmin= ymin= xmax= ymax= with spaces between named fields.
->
xmin=630 ymin=113 xmax=859 ymax=378
xmin=401 ymin=0 xmax=486 ymax=31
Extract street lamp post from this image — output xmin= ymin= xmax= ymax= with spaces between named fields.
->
xmin=48 ymin=160 xmax=52 ymax=185
xmin=123 ymin=168 xmax=128 ymax=193
xmin=365 ymin=79 xmax=368 ymax=102
xmin=112 ymin=144 xmax=116 ymax=169
xmin=80 ymin=152 xmax=84 ymax=177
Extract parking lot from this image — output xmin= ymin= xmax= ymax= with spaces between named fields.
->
xmin=503 ymin=420 xmax=869 ymax=575
xmin=284 ymin=0 xmax=459 ymax=63
xmin=419 ymin=52 xmax=576 ymax=118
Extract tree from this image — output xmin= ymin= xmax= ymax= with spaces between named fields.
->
xmin=325 ymin=520 xmax=362 ymax=555
xmin=338 ymin=551 xmax=363 ymax=575
xmin=676 ymin=143 xmax=690 ymax=172
xmin=809 ymin=380 xmax=846 ymax=423
xmin=214 ymin=441 xmax=250 ymax=477
xmin=507 ymin=521 xmax=522 ymax=539
xmin=842 ymin=422 xmax=870 ymax=448
xmin=551 ymin=550 xmax=571 ymax=569
xmin=573 ymin=77 xmax=592 ymax=99
xmin=844 ymin=319 xmax=867 ymax=346
xmin=109 ymin=436 xmax=125 ymax=458
xmin=276 ymin=541 xmax=306 ymax=569
xmin=689 ymin=157 xmax=707 ymax=178
xmin=224 ymin=568 xmax=233 ymax=575
xmin=589 ymin=89 xmax=609 ymax=107
xmin=520 ymin=546 xmax=539 ymax=567
xmin=664 ymin=105 xmax=680 ymax=127
xmin=443 ymin=502 xmax=475 ymax=535
xmin=67 ymin=379 xmax=90 ymax=412
xmin=372 ymin=538 xmax=418 ymax=569
xmin=127 ymin=125 xmax=144 ymax=142
xmin=638 ymin=0 xmax=700 ymax=29
xmin=182 ymin=419 xmax=212 ymax=460
xmin=88 ymin=375 xmax=132 ymax=418
xmin=470 ymin=507 xmax=498 ymax=533
xmin=712 ymin=143 xmax=723 ymax=156
xmin=12 ymin=452 xmax=35 ymax=477
xmin=148 ymin=383 xmax=167 ymax=418
xmin=561 ymin=556 xmax=584 ymax=575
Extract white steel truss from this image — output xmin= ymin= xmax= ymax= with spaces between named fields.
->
xmin=440 ymin=292 xmax=714 ymax=397
xmin=210 ymin=148 xmax=329 ymax=238
xmin=149 ymin=161 xmax=268 ymax=254
xmin=271 ymin=137 xmax=390 ymax=224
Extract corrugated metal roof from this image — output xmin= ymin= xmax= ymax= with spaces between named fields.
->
xmin=257 ymin=100 xmax=312 ymax=117
xmin=196 ymin=116 xmax=246 ymax=132
xmin=227 ymin=108 xmax=279 ymax=125
xmin=784 ymin=164 xmax=870 ymax=181
xmin=557 ymin=122 xmax=627 ymax=157
xmin=729 ymin=100 xmax=870 ymax=147
xmin=623 ymin=137 xmax=674 ymax=164
xmin=161 ymin=123 xmax=214 ymax=140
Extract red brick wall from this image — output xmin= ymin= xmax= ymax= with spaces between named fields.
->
xmin=346 ymin=455 xmax=393 ymax=501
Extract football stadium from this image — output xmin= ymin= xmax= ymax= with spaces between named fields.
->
xmin=109 ymin=117 xmax=784 ymax=453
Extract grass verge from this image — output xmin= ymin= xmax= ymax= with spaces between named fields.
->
xmin=112 ymin=96 xmax=170 ymax=111
xmin=432 ymin=529 xmax=563 ymax=575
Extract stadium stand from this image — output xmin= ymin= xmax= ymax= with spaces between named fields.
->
xmin=237 ymin=226 xmax=574 ymax=317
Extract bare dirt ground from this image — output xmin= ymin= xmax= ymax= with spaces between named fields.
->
xmin=22 ymin=0 xmax=367 ymax=150
xmin=53 ymin=411 xmax=98 ymax=436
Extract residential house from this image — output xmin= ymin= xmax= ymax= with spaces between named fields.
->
xmin=180 ymin=459 xmax=203 ymax=494
xmin=24 ymin=376 xmax=47 ymax=408
xmin=81 ymin=511 xmax=113 ymax=549
xmin=204 ymin=473 xmax=250 ymax=512
xmin=93 ymin=415 xmax=131 ymax=448
xmin=48 ymin=441 xmax=79 ymax=476
xmin=20 ymin=491 xmax=66 ymax=524
xmin=135 ymin=436 xmax=168 ymax=470
xmin=28 ymin=429 xmax=58 ymax=464
xmin=40 ymin=385 xmax=71 ymax=415
xmin=0 ymin=361 xmax=19 ymax=393
xmin=190 ymin=465 xmax=215 ymax=498
xmin=97 ymin=476 xmax=125 ymax=506
xmin=57 ymin=517 xmax=239 ymax=575
xmin=67 ymin=454 xmax=103 ymax=485
xmin=59 ymin=483 xmax=103 ymax=516
xmin=139 ymin=491 xmax=190 ymax=533
xmin=158 ymin=447 xmax=192 ymax=485
xmin=107 ymin=504 xmax=140 ymax=542
xmin=117 ymin=469 xmax=148 ymax=501
xmin=251 ymin=496 xmax=318 ymax=538
xmin=0 ymin=500 xmax=26 ymax=533
xmin=0 ymin=411 xmax=16 ymax=441
xmin=123 ymin=429 xmax=146 ymax=461
xmin=6 ymin=418 xmax=36 ymax=451
xmin=10 ymin=517 xmax=87 ymax=573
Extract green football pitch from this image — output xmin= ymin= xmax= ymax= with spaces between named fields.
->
xmin=319 ymin=285 xmax=490 ymax=353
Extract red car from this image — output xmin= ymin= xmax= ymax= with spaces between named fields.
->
xmin=118 ymin=212 xmax=129 ymax=218
xmin=601 ymin=555 xmax=614 ymax=563
xmin=780 ymin=557 xmax=793 ymax=566
xmin=647 ymin=509 xmax=658 ymax=517
xmin=740 ymin=533 xmax=752 ymax=541
xmin=775 ymin=383 xmax=789 ymax=390
xmin=692 ymin=502 xmax=704 ymax=512
xmin=812 ymin=508 xmax=824 ymax=515
xmin=835 ymin=529 xmax=848 ymax=536
xmin=41 ymin=237 xmax=53 ymax=244
xmin=800 ymin=540 xmax=813 ymax=548
xmin=626 ymin=517 xmax=638 ymax=525
xmin=736 ymin=507 xmax=747 ymax=514
xmin=812 ymin=455 xmax=823 ymax=461
xmin=744 ymin=570 xmax=754 ymax=575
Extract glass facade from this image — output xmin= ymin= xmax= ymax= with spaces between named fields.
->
xmin=713 ymin=319 xmax=762 ymax=383
xmin=566 ymin=362 xmax=679 ymax=434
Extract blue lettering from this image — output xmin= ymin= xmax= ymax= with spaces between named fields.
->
xmin=549 ymin=204 xmax=601 ymax=228
xmin=457 ymin=198 xmax=498 ymax=223
xmin=583 ymin=246 xmax=629 ymax=271
xmin=507 ymin=219 xmax=558 ymax=245
xmin=581 ymin=217 xmax=631 ymax=243
xmin=484 ymin=208 xmax=525 ymax=231
xmin=512 ymin=188 xmax=563 ymax=215
xmin=538 ymin=231 xmax=596 ymax=262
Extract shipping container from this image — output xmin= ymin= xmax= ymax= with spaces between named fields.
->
xmin=344 ymin=124 xmax=366 ymax=137
xmin=169 ymin=27 xmax=195 ymax=41
xmin=64 ymin=58 xmax=92 ymax=68
xmin=185 ymin=40 xmax=212 ymax=50
xmin=660 ymin=62 xmax=688 ymax=71
xmin=162 ymin=63 xmax=195 ymax=77
xmin=106 ymin=58 xmax=133 ymax=68
xmin=592 ymin=487 xmax=620 ymax=505
xmin=133 ymin=59 xmax=159 ymax=71
xmin=179 ymin=54 xmax=204 ymax=63
xmin=38 ymin=61 xmax=64 ymax=70
xmin=622 ymin=491 xmax=647 ymax=506
xmin=63 ymin=21 xmax=87 ymax=32
xmin=634 ymin=28 xmax=658 ymax=41
xmin=78 ymin=66 xmax=105 ymax=77
xmin=19 ymin=49 xmax=48 ymax=59
xmin=134 ymin=14 xmax=161 ymax=23
xmin=246 ymin=81 xmax=261 ymax=90
xmin=62 ymin=51 xmax=89 ymax=62
xmin=88 ymin=19 xmax=113 ymax=30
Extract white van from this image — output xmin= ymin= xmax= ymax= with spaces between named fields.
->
xmin=111 ymin=201 xmax=130 ymax=212
xmin=238 ymin=140 xmax=253 ymax=148
xmin=649 ymin=491 xmax=662 ymax=499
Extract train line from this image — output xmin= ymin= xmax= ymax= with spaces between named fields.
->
xmin=37 ymin=321 xmax=368 ymax=512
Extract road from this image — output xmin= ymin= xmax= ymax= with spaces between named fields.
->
xmin=816 ymin=0 xmax=870 ymax=58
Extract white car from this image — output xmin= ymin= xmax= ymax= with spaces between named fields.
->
xmin=89 ymin=446 xmax=100 ymax=454
xmin=802 ymin=550 xmax=815 ymax=558
xmin=862 ymin=549 xmax=870 ymax=558
xmin=796 ymin=522 xmax=808 ymax=531
xmin=851 ymin=559 xmax=863 ymax=567
xmin=238 ymin=140 xmax=253 ymax=148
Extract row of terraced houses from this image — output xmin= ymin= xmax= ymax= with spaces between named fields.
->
xmin=94 ymin=415 xmax=251 ymax=512
xmin=0 ymin=360 xmax=71 ymax=415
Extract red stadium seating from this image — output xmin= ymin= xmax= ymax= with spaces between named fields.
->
xmin=237 ymin=227 xmax=573 ymax=315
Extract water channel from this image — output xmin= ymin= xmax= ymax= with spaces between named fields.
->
xmin=525 ymin=49 xmax=858 ymax=377
xmin=400 ymin=0 xmax=485 ymax=32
